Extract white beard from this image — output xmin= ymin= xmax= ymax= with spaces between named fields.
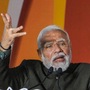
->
xmin=41 ymin=50 xmax=72 ymax=72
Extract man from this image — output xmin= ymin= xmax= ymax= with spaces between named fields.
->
xmin=0 ymin=13 xmax=90 ymax=90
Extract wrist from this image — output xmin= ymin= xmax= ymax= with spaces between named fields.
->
xmin=0 ymin=43 xmax=10 ymax=51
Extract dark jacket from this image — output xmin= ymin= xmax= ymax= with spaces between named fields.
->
xmin=0 ymin=55 xmax=90 ymax=90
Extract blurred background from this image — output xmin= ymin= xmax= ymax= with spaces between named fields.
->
xmin=0 ymin=0 xmax=90 ymax=67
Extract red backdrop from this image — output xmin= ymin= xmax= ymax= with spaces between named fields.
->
xmin=65 ymin=0 xmax=90 ymax=63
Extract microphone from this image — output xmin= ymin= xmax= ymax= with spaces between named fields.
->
xmin=47 ymin=66 xmax=53 ymax=75
xmin=29 ymin=67 xmax=53 ymax=90
xmin=56 ymin=68 xmax=62 ymax=76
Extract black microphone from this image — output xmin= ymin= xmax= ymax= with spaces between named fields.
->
xmin=29 ymin=67 xmax=53 ymax=90
xmin=47 ymin=66 xmax=53 ymax=75
xmin=56 ymin=68 xmax=62 ymax=76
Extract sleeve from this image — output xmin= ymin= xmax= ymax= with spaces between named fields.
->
xmin=0 ymin=48 xmax=11 ymax=60
xmin=0 ymin=49 xmax=29 ymax=90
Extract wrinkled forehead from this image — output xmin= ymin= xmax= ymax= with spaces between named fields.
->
xmin=41 ymin=30 xmax=68 ymax=43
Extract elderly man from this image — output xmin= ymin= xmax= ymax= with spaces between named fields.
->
xmin=0 ymin=13 xmax=90 ymax=90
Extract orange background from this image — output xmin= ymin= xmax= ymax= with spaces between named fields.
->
xmin=10 ymin=0 xmax=53 ymax=67
xmin=0 ymin=0 xmax=90 ymax=67
xmin=10 ymin=0 xmax=66 ymax=67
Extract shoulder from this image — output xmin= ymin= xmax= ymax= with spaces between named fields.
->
xmin=21 ymin=59 xmax=42 ymax=65
xmin=20 ymin=59 xmax=43 ymax=69
xmin=78 ymin=63 xmax=90 ymax=70
xmin=20 ymin=59 xmax=45 ymax=76
xmin=71 ymin=63 xmax=90 ymax=74
xmin=70 ymin=63 xmax=90 ymax=69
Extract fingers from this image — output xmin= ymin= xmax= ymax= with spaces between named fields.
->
xmin=1 ymin=13 xmax=27 ymax=38
xmin=1 ymin=13 xmax=7 ymax=22
xmin=1 ymin=13 xmax=11 ymax=22
xmin=13 ymin=32 xmax=27 ymax=38
xmin=5 ymin=13 xmax=11 ymax=23
xmin=9 ymin=25 xmax=27 ymax=38
xmin=1 ymin=13 xmax=12 ymax=29
xmin=11 ymin=26 xmax=24 ymax=33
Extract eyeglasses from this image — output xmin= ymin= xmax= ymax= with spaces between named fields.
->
xmin=43 ymin=39 xmax=69 ymax=51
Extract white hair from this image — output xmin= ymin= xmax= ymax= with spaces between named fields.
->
xmin=37 ymin=25 xmax=70 ymax=49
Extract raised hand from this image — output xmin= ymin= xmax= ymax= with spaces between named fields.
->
xmin=0 ymin=13 xmax=26 ymax=51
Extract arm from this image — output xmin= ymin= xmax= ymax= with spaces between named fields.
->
xmin=0 ymin=13 xmax=27 ymax=89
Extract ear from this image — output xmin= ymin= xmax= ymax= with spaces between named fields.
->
xmin=37 ymin=49 xmax=42 ymax=57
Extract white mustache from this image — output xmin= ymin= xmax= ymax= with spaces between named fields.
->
xmin=51 ymin=52 xmax=65 ymax=61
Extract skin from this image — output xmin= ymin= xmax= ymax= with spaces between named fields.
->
xmin=38 ymin=30 xmax=71 ymax=69
xmin=0 ymin=13 xmax=26 ymax=51
xmin=0 ymin=13 xmax=71 ymax=71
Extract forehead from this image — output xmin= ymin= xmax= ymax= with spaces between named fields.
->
xmin=41 ymin=30 xmax=68 ymax=42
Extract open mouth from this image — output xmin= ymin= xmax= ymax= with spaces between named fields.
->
xmin=53 ymin=55 xmax=65 ymax=62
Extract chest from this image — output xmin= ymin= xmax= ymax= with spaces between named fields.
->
xmin=28 ymin=73 xmax=89 ymax=90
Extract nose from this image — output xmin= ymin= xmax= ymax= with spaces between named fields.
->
xmin=54 ymin=44 xmax=63 ymax=53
